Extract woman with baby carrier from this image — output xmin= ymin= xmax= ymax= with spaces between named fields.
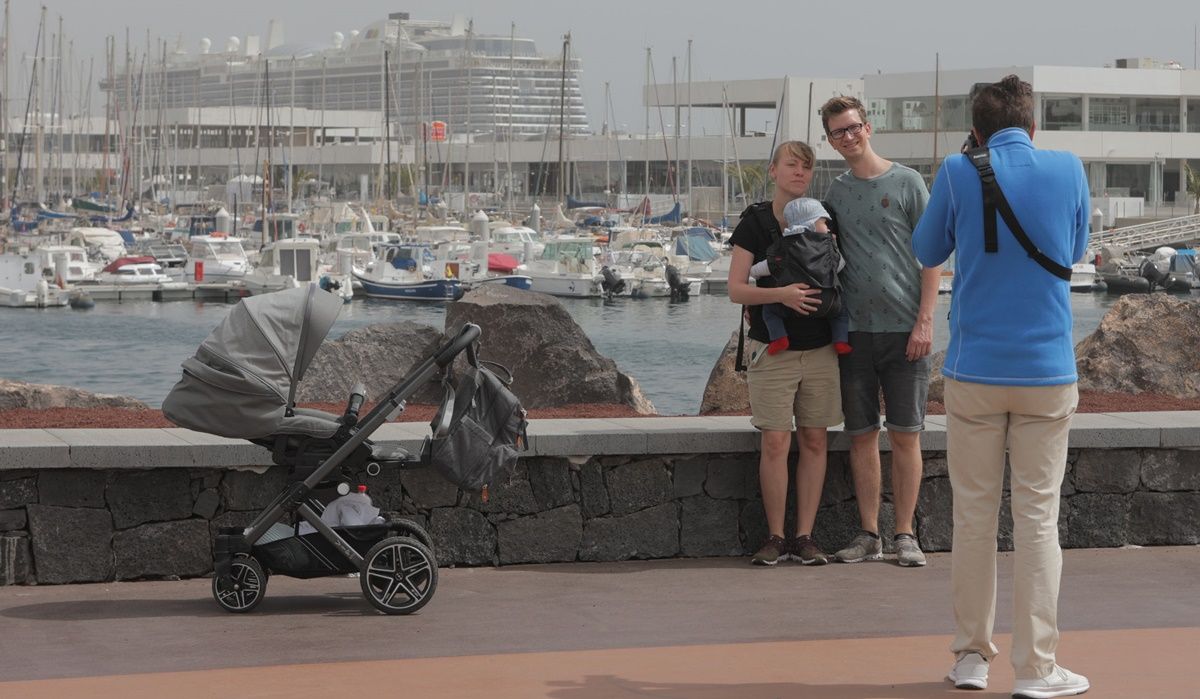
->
xmin=727 ymin=140 xmax=843 ymax=567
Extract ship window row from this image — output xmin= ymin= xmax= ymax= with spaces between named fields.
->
xmin=870 ymin=93 xmax=1200 ymax=133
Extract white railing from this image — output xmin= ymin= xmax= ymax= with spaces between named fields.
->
xmin=1092 ymin=214 xmax=1200 ymax=251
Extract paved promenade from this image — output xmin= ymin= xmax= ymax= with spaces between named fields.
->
xmin=1 ymin=546 xmax=1196 ymax=698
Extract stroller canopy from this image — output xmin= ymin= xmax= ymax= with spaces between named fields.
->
xmin=163 ymin=285 xmax=344 ymax=439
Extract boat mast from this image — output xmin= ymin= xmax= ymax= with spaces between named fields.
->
xmin=0 ymin=0 xmax=8 ymax=208
xmin=932 ymin=52 xmax=941 ymax=181
xmin=288 ymin=55 xmax=295 ymax=214
xmin=34 ymin=7 xmax=46 ymax=203
xmin=10 ymin=5 xmax=44 ymax=205
xmin=506 ymin=22 xmax=514 ymax=215
xmin=383 ymin=49 xmax=392 ymax=201
xmin=643 ymin=48 xmax=650 ymax=205
xmin=464 ymin=20 xmax=473 ymax=213
xmin=556 ymin=32 xmax=569 ymax=205
xmin=686 ymin=39 xmax=692 ymax=218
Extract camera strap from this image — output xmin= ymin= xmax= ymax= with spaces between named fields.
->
xmin=965 ymin=146 xmax=1072 ymax=281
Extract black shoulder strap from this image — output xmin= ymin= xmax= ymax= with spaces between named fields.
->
xmin=965 ymin=147 xmax=1072 ymax=282
xmin=735 ymin=203 xmax=776 ymax=374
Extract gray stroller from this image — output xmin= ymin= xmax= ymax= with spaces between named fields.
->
xmin=163 ymin=285 xmax=524 ymax=615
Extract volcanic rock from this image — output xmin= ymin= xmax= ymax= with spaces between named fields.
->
xmin=1075 ymin=294 xmax=1200 ymax=398
xmin=700 ymin=330 xmax=750 ymax=414
xmin=297 ymin=321 xmax=447 ymax=404
xmin=444 ymin=285 xmax=655 ymax=414
xmin=0 ymin=378 xmax=144 ymax=410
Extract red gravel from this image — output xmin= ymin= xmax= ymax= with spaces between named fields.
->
xmin=1 ymin=392 xmax=1196 ymax=429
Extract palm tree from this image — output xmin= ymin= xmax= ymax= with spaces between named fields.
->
xmin=1184 ymin=161 xmax=1200 ymax=215
xmin=725 ymin=163 xmax=767 ymax=203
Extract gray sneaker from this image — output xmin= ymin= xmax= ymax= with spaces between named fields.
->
xmin=894 ymin=533 xmax=927 ymax=567
xmin=834 ymin=531 xmax=883 ymax=563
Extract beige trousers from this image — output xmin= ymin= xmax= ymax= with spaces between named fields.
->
xmin=944 ymin=378 xmax=1078 ymax=680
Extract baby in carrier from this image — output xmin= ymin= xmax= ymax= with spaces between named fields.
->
xmin=750 ymin=197 xmax=851 ymax=356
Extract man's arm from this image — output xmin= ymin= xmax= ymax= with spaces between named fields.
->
xmin=908 ymin=164 xmax=955 ymax=362
xmin=907 ymin=265 xmax=940 ymax=361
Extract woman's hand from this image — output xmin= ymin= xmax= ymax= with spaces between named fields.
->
xmin=778 ymin=283 xmax=819 ymax=315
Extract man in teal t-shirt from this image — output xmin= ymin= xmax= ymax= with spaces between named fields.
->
xmin=819 ymin=95 xmax=941 ymax=569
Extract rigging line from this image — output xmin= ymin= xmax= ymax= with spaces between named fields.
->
xmin=648 ymin=52 xmax=675 ymax=198
xmin=10 ymin=10 xmax=45 ymax=204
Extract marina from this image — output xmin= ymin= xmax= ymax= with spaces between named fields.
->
xmin=0 ymin=291 xmax=1152 ymax=416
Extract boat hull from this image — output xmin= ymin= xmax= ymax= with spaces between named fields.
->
xmin=353 ymin=273 xmax=463 ymax=300
xmin=467 ymin=275 xmax=533 ymax=291
xmin=527 ymin=274 xmax=602 ymax=297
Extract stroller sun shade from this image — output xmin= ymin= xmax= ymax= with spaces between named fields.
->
xmin=163 ymin=286 xmax=344 ymax=439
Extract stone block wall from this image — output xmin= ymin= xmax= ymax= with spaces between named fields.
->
xmin=2 ymin=447 xmax=1199 ymax=585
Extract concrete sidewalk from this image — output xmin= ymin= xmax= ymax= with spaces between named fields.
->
xmin=1 ymin=547 xmax=1197 ymax=698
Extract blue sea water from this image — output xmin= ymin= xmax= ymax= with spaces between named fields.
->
xmin=0 ymin=292 xmax=1136 ymax=415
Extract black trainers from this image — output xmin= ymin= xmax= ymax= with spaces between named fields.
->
xmin=788 ymin=535 xmax=829 ymax=565
xmin=750 ymin=535 xmax=788 ymax=566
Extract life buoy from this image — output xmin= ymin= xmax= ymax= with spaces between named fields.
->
xmin=242 ymin=214 xmax=254 ymax=225
xmin=298 ymin=222 xmax=307 ymax=233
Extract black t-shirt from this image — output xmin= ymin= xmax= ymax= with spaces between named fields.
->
xmin=729 ymin=202 xmax=833 ymax=350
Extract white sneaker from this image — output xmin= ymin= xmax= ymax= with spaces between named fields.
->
xmin=1012 ymin=665 xmax=1090 ymax=698
xmin=947 ymin=651 xmax=989 ymax=690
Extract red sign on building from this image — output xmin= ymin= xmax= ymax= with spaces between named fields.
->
xmin=430 ymin=121 xmax=447 ymax=142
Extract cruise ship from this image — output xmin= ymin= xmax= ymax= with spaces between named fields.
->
xmin=100 ymin=12 xmax=590 ymax=141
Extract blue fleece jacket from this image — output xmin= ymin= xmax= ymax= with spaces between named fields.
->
xmin=912 ymin=128 xmax=1089 ymax=386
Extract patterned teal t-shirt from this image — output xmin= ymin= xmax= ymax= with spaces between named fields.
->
xmin=822 ymin=163 xmax=929 ymax=333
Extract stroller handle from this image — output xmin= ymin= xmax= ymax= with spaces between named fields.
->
xmin=436 ymin=323 xmax=481 ymax=368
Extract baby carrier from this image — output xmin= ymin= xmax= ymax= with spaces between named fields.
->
xmin=162 ymin=285 xmax=526 ymax=615
xmin=754 ymin=204 xmax=844 ymax=319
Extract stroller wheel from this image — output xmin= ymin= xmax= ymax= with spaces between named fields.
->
xmin=389 ymin=519 xmax=434 ymax=551
xmin=360 ymin=536 xmax=438 ymax=615
xmin=212 ymin=555 xmax=266 ymax=613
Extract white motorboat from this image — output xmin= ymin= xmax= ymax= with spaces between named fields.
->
xmin=489 ymin=225 xmax=544 ymax=263
xmin=34 ymin=245 xmax=99 ymax=284
xmin=0 ymin=253 xmax=70 ymax=308
xmin=604 ymin=243 xmax=701 ymax=299
xmin=1070 ymin=262 xmax=1100 ymax=292
xmin=243 ymin=237 xmax=324 ymax=295
xmin=92 ymin=256 xmax=187 ymax=289
xmin=524 ymin=237 xmax=623 ymax=298
xmin=186 ymin=235 xmax=250 ymax=281
xmin=426 ymin=240 xmax=531 ymax=291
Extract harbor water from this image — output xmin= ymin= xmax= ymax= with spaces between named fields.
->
xmin=0 ymin=292 xmax=1139 ymax=415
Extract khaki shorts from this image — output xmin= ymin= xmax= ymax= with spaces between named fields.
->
xmin=746 ymin=339 xmax=843 ymax=431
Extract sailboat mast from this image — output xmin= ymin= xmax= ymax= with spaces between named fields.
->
xmin=556 ymin=32 xmax=568 ymax=205
xmin=506 ymin=22 xmax=514 ymax=214
xmin=464 ymin=21 xmax=473 ymax=212
xmin=384 ymin=49 xmax=392 ymax=201
xmin=686 ymin=39 xmax=692 ymax=218
xmin=0 ymin=0 xmax=8 ymax=207
xmin=644 ymin=47 xmax=650 ymax=202
xmin=932 ymin=52 xmax=941 ymax=181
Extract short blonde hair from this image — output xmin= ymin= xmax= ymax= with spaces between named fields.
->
xmin=771 ymin=141 xmax=815 ymax=168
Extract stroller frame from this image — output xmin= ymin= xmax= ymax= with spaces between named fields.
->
xmin=212 ymin=322 xmax=481 ymax=615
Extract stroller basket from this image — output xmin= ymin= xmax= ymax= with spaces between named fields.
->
xmin=162 ymin=286 xmax=526 ymax=615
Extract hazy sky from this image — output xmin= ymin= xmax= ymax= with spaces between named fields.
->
xmin=5 ymin=0 xmax=1200 ymax=134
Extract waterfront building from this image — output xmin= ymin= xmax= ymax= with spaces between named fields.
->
xmin=6 ymin=36 xmax=1200 ymax=225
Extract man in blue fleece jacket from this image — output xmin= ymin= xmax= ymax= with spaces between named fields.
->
xmin=912 ymin=75 xmax=1091 ymax=699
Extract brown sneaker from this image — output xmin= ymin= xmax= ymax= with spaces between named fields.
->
xmin=788 ymin=535 xmax=829 ymax=566
xmin=750 ymin=535 xmax=788 ymax=566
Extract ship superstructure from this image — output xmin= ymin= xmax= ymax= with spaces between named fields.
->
xmin=100 ymin=13 xmax=589 ymax=142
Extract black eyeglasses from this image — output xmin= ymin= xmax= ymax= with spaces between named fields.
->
xmin=828 ymin=122 xmax=865 ymax=140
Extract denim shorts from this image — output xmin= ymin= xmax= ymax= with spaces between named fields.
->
xmin=838 ymin=331 xmax=930 ymax=435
